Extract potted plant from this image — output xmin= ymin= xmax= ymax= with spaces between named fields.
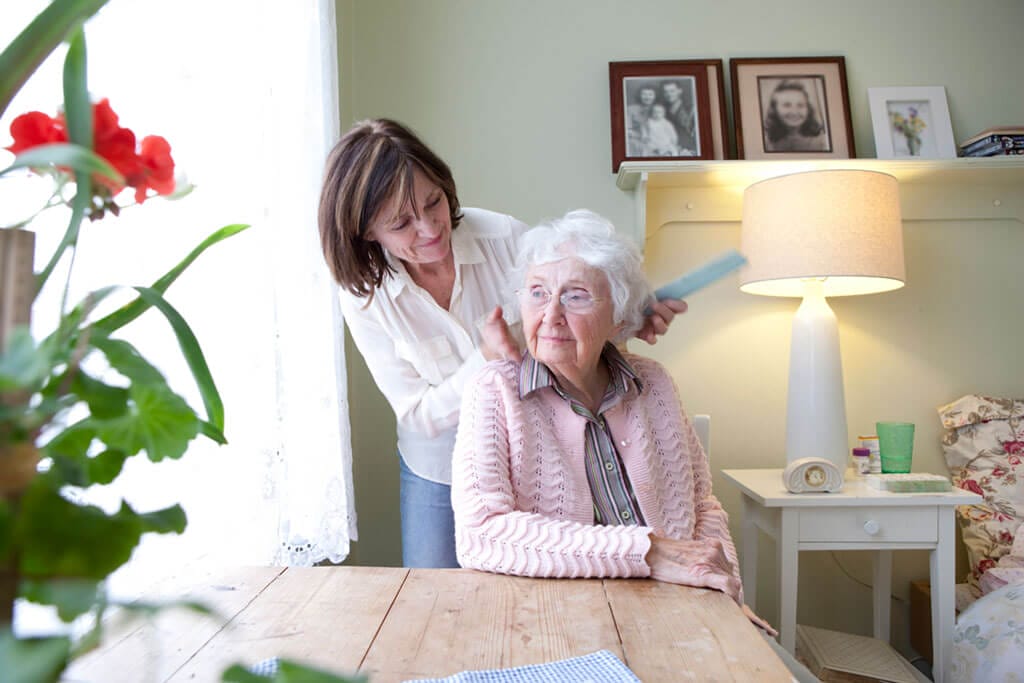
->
xmin=0 ymin=2 xmax=360 ymax=681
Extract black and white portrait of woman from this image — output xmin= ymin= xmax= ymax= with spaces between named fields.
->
xmin=758 ymin=76 xmax=831 ymax=153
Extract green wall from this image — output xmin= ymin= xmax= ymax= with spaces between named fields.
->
xmin=335 ymin=0 xmax=1024 ymax=656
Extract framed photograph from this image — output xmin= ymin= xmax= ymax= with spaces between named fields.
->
xmin=608 ymin=59 xmax=728 ymax=172
xmin=868 ymin=86 xmax=956 ymax=159
xmin=730 ymin=56 xmax=855 ymax=160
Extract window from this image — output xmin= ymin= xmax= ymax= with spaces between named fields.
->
xmin=1 ymin=1 xmax=353 ymax=622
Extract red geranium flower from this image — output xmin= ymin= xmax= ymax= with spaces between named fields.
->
xmin=5 ymin=98 xmax=176 ymax=215
xmin=5 ymin=111 xmax=67 ymax=153
xmin=132 ymin=135 xmax=175 ymax=203
xmin=86 ymin=98 xmax=142 ymax=188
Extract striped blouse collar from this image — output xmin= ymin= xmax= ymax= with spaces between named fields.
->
xmin=518 ymin=343 xmax=643 ymax=400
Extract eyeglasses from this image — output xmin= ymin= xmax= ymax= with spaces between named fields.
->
xmin=516 ymin=286 xmax=605 ymax=313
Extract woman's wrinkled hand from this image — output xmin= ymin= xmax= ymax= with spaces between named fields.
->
xmin=479 ymin=306 xmax=521 ymax=362
xmin=741 ymin=603 xmax=778 ymax=637
xmin=646 ymin=535 xmax=741 ymax=603
xmin=635 ymin=298 xmax=688 ymax=345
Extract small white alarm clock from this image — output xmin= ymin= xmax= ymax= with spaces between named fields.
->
xmin=782 ymin=457 xmax=843 ymax=493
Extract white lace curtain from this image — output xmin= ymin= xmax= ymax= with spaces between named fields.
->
xmin=1 ymin=0 xmax=354 ymax=599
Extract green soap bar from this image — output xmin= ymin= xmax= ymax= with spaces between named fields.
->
xmin=882 ymin=480 xmax=952 ymax=493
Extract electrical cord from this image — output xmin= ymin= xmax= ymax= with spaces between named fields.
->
xmin=830 ymin=551 xmax=909 ymax=605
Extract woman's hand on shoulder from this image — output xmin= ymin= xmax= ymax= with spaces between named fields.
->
xmin=635 ymin=299 xmax=687 ymax=345
xmin=480 ymin=306 xmax=521 ymax=362
xmin=645 ymin=535 xmax=741 ymax=603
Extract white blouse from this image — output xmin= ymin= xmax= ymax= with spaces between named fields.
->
xmin=338 ymin=208 xmax=529 ymax=484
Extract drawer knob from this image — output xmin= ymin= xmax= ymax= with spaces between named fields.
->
xmin=863 ymin=520 xmax=881 ymax=536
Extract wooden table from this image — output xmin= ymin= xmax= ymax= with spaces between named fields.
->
xmin=65 ymin=566 xmax=792 ymax=682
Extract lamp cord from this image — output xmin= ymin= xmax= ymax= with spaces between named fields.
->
xmin=830 ymin=551 xmax=909 ymax=605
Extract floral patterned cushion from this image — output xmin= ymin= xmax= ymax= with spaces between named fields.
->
xmin=950 ymin=582 xmax=1024 ymax=682
xmin=938 ymin=394 xmax=1024 ymax=590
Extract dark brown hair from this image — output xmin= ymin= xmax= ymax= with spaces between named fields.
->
xmin=318 ymin=118 xmax=462 ymax=298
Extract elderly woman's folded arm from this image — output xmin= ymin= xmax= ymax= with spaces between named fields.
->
xmin=687 ymin=416 xmax=744 ymax=600
xmin=451 ymin=363 xmax=655 ymax=578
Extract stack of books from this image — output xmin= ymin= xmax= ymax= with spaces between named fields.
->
xmin=958 ymin=126 xmax=1024 ymax=157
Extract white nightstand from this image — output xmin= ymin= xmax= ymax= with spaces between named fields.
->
xmin=721 ymin=468 xmax=982 ymax=683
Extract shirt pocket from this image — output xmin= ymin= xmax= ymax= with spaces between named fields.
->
xmin=396 ymin=335 xmax=460 ymax=386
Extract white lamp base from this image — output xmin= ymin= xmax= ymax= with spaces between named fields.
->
xmin=785 ymin=279 xmax=849 ymax=475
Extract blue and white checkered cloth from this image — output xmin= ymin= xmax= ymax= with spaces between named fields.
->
xmin=249 ymin=657 xmax=280 ymax=677
xmin=402 ymin=649 xmax=641 ymax=683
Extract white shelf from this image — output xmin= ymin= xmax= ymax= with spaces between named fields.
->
xmin=616 ymin=157 xmax=1024 ymax=245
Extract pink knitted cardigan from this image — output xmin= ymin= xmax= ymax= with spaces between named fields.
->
xmin=451 ymin=352 xmax=742 ymax=593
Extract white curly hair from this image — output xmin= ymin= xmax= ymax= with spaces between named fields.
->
xmin=515 ymin=209 xmax=652 ymax=342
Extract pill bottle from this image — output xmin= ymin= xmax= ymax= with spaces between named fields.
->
xmin=859 ymin=435 xmax=881 ymax=474
xmin=851 ymin=447 xmax=871 ymax=476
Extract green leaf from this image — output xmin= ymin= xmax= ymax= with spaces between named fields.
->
xmin=35 ymin=191 xmax=87 ymax=296
xmin=62 ymin=27 xmax=91 ymax=149
xmin=41 ymin=420 xmax=96 ymax=460
xmin=93 ymin=223 xmax=251 ymax=334
xmin=34 ymin=25 xmax=95 ymax=297
xmin=133 ymin=286 xmax=224 ymax=431
xmin=16 ymin=483 xmax=141 ymax=581
xmin=0 ymin=499 xmax=11 ymax=563
xmin=86 ymin=448 xmax=128 ymax=485
xmin=110 ymin=598 xmax=217 ymax=620
xmin=0 ymin=0 xmax=109 ymax=118
xmin=91 ymin=337 xmax=163 ymax=384
xmin=165 ymin=181 xmax=196 ymax=201
xmin=222 ymin=666 xmax=269 ymax=683
xmin=95 ymin=384 xmax=200 ymax=461
xmin=275 ymin=661 xmax=367 ymax=683
xmin=38 ymin=285 xmax=118 ymax=363
xmin=42 ymin=445 xmax=126 ymax=488
xmin=222 ymin=660 xmax=367 ymax=683
xmin=72 ymin=371 xmax=130 ymax=420
xmin=0 ymin=326 xmax=50 ymax=391
xmin=198 ymin=420 xmax=228 ymax=445
xmin=20 ymin=578 xmax=101 ymax=622
xmin=88 ymin=337 xmax=201 ymax=460
xmin=0 ymin=143 xmax=122 ymax=185
xmin=0 ymin=629 xmax=71 ymax=683
xmin=42 ymin=454 xmax=89 ymax=488
xmin=136 ymin=504 xmax=187 ymax=535
xmin=17 ymin=486 xmax=186 ymax=584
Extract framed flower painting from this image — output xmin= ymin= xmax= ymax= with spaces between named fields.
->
xmin=868 ymin=86 xmax=957 ymax=159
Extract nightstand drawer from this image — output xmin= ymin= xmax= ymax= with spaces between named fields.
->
xmin=799 ymin=506 xmax=937 ymax=543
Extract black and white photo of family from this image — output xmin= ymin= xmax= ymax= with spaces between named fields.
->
xmin=623 ymin=76 xmax=700 ymax=157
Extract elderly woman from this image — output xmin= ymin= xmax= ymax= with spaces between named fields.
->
xmin=318 ymin=119 xmax=687 ymax=568
xmin=451 ymin=209 xmax=773 ymax=631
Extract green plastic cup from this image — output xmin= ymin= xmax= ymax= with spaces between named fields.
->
xmin=876 ymin=421 xmax=915 ymax=473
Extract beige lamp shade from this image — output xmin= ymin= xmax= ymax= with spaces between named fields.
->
xmin=740 ymin=170 xmax=906 ymax=297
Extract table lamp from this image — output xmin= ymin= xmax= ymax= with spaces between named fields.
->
xmin=739 ymin=170 xmax=905 ymax=476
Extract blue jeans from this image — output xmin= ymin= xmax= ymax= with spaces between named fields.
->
xmin=399 ymin=455 xmax=459 ymax=568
